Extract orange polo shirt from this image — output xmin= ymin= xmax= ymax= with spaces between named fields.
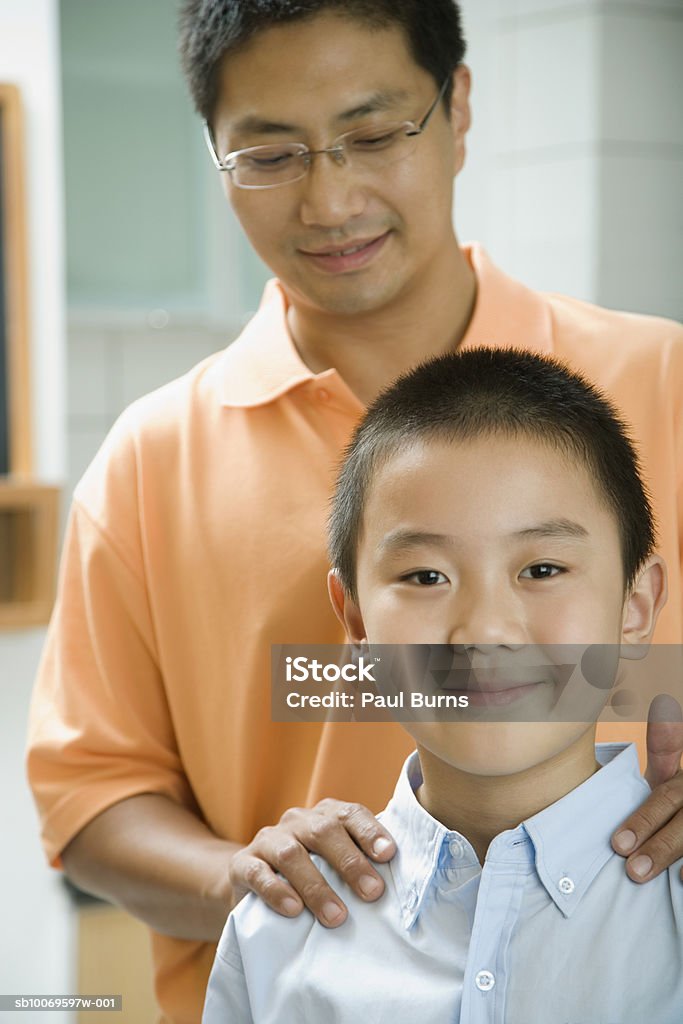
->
xmin=27 ymin=245 xmax=683 ymax=1023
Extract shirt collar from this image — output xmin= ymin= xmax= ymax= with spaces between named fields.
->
xmin=214 ymin=244 xmax=554 ymax=409
xmin=381 ymin=743 xmax=648 ymax=929
xmin=216 ymin=280 xmax=319 ymax=408
xmin=380 ymin=753 xmax=455 ymax=931
xmin=522 ymin=742 xmax=649 ymax=918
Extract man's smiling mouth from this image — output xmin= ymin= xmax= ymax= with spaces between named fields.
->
xmin=298 ymin=231 xmax=392 ymax=271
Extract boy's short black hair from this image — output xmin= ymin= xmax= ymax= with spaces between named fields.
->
xmin=329 ymin=348 xmax=656 ymax=599
xmin=178 ymin=0 xmax=466 ymax=124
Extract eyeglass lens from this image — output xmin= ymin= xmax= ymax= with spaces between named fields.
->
xmin=230 ymin=122 xmax=421 ymax=188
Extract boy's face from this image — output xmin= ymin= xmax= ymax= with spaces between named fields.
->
xmin=211 ymin=13 xmax=470 ymax=317
xmin=330 ymin=434 xmax=665 ymax=776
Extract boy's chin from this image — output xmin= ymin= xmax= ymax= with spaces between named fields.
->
xmin=413 ymin=721 xmax=596 ymax=779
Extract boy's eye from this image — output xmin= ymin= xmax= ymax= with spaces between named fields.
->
xmin=520 ymin=563 xmax=564 ymax=580
xmin=402 ymin=570 xmax=448 ymax=586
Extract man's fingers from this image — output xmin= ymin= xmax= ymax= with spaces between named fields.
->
xmin=231 ymin=851 xmax=305 ymax=916
xmin=621 ymin=808 xmax=683 ymax=883
xmin=612 ymin=777 xmax=683 ymax=882
xmin=234 ymin=828 xmax=350 ymax=927
xmin=233 ymin=800 xmax=396 ymax=925
xmin=319 ymin=799 xmax=397 ymax=862
xmin=278 ymin=800 xmax=396 ymax=905
xmin=645 ymin=695 xmax=683 ymax=788
xmin=284 ymin=808 xmax=389 ymax=906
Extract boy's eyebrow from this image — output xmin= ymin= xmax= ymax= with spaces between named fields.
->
xmin=231 ymin=89 xmax=411 ymax=137
xmin=378 ymin=530 xmax=455 ymax=555
xmin=378 ymin=519 xmax=590 ymax=555
xmin=512 ymin=519 xmax=590 ymax=541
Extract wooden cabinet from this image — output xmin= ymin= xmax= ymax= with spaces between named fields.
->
xmin=0 ymin=85 xmax=60 ymax=629
xmin=0 ymin=479 xmax=59 ymax=629
xmin=77 ymin=903 xmax=158 ymax=1024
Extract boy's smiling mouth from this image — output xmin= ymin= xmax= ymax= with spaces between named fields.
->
xmin=417 ymin=652 xmax=579 ymax=712
xmin=447 ymin=679 xmax=549 ymax=708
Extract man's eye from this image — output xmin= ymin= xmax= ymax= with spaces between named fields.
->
xmin=401 ymin=570 xmax=448 ymax=586
xmin=243 ymin=151 xmax=296 ymax=168
xmin=520 ymin=563 xmax=564 ymax=580
xmin=351 ymin=129 xmax=402 ymax=150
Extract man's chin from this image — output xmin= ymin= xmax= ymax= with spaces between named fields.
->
xmin=292 ymin=276 xmax=403 ymax=318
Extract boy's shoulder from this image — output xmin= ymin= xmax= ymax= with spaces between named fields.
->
xmin=224 ymin=847 xmax=395 ymax=962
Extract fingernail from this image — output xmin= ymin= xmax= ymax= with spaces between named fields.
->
xmin=322 ymin=902 xmax=344 ymax=925
xmin=613 ymin=829 xmax=637 ymax=853
xmin=373 ymin=837 xmax=393 ymax=856
xmin=629 ymin=854 xmax=653 ymax=879
xmin=359 ymin=875 xmax=381 ymax=898
xmin=282 ymin=897 xmax=301 ymax=915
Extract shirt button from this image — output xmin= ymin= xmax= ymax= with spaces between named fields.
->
xmin=448 ymin=838 xmax=466 ymax=860
xmin=406 ymin=888 xmax=418 ymax=910
xmin=475 ymin=970 xmax=495 ymax=992
xmin=317 ymin=388 xmax=330 ymax=401
xmin=558 ymin=876 xmax=575 ymax=895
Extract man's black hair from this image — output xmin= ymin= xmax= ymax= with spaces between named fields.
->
xmin=329 ymin=348 xmax=656 ymax=599
xmin=178 ymin=0 xmax=466 ymax=124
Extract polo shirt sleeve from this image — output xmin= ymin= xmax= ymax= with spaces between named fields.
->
xmin=26 ymin=413 xmax=196 ymax=868
xmin=202 ymin=916 xmax=254 ymax=1024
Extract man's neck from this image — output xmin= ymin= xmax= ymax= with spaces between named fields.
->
xmin=285 ymin=237 xmax=476 ymax=407
xmin=416 ymin=730 xmax=601 ymax=865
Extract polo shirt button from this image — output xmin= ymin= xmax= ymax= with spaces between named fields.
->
xmin=317 ymin=388 xmax=330 ymax=401
xmin=475 ymin=970 xmax=495 ymax=992
xmin=559 ymin=876 xmax=575 ymax=895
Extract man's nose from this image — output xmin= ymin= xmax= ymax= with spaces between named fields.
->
xmin=299 ymin=152 xmax=367 ymax=228
xmin=447 ymin=579 xmax=528 ymax=648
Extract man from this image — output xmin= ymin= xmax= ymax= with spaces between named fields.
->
xmin=27 ymin=2 xmax=683 ymax=1022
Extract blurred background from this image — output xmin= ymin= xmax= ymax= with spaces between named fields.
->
xmin=0 ymin=0 xmax=681 ymax=1019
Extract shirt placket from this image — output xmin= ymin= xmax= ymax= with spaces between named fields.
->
xmin=458 ymin=838 xmax=531 ymax=1024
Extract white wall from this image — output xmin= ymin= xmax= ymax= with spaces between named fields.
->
xmin=458 ymin=0 xmax=683 ymax=317
xmin=0 ymin=0 xmax=73 ymax=1020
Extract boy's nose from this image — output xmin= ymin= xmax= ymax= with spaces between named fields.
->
xmin=447 ymin=582 xmax=528 ymax=647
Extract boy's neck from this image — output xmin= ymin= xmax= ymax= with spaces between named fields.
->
xmin=285 ymin=235 xmax=476 ymax=407
xmin=415 ymin=730 xmax=601 ymax=865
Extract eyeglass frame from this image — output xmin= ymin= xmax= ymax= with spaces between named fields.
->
xmin=202 ymin=75 xmax=451 ymax=190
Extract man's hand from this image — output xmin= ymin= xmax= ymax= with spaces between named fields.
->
xmin=229 ymin=799 xmax=396 ymax=927
xmin=612 ymin=695 xmax=683 ymax=882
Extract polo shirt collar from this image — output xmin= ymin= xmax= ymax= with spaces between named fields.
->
xmin=461 ymin=243 xmax=554 ymax=355
xmin=216 ymin=244 xmax=554 ymax=409
xmin=382 ymin=743 xmax=647 ymax=930
xmin=218 ymin=280 xmax=318 ymax=408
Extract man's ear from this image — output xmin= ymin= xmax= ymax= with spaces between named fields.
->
xmin=450 ymin=64 xmax=472 ymax=176
xmin=621 ymin=555 xmax=668 ymax=655
xmin=327 ymin=569 xmax=367 ymax=645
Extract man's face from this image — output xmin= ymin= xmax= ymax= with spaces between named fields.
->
xmin=344 ymin=434 xmax=648 ymax=776
xmin=211 ymin=13 xmax=469 ymax=316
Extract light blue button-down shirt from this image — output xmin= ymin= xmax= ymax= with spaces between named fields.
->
xmin=203 ymin=744 xmax=683 ymax=1023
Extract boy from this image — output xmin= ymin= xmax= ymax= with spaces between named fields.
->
xmin=203 ymin=348 xmax=682 ymax=1022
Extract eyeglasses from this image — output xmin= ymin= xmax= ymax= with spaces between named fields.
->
xmin=203 ymin=77 xmax=450 ymax=190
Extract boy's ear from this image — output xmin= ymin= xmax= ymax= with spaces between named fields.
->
xmin=327 ymin=570 xmax=367 ymax=645
xmin=620 ymin=554 xmax=668 ymax=656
